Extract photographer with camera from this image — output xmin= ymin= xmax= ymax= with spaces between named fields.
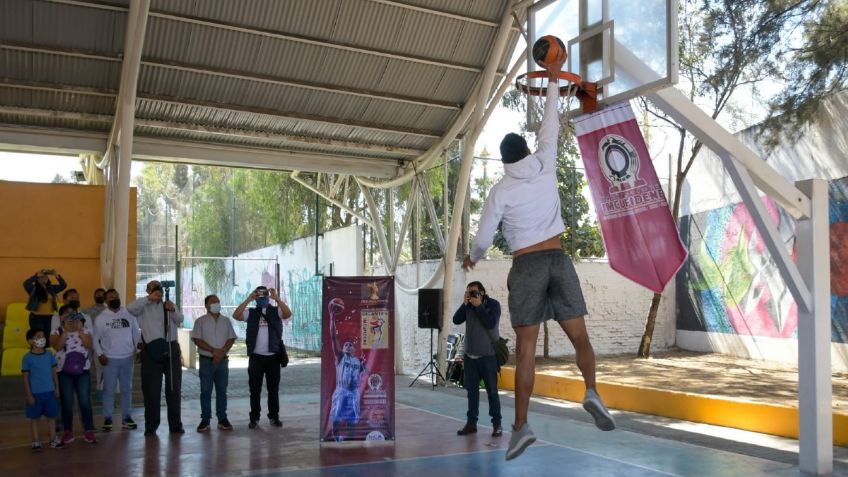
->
xmin=233 ymin=286 xmax=292 ymax=430
xmin=127 ymin=280 xmax=184 ymax=436
xmin=451 ymin=281 xmax=503 ymax=438
xmin=23 ymin=268 xmax=67 ymax=333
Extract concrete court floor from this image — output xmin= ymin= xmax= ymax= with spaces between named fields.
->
xmin=0 ymin=359 xmax=844 ymax=477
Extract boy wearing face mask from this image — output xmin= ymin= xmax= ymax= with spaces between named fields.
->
xmin=93 ymin=289 xmax=141 ymax=431
xmin=191 ymin=294 xmax=237 ymax=432
xmin=22 ymin=328 xmax=63 ymax=450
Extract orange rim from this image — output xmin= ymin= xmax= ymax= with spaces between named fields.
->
xmin=516 ymin=71 xmax=598 ymax=114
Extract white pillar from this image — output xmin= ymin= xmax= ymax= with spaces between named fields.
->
xmin=106 ymin=0 xmax=150 ymax=298
xmin=796 ymin=178 xmax=832 ymax=475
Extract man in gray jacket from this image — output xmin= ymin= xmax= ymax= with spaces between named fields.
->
xmin=452 ymin=281 xmax=502 ymax=438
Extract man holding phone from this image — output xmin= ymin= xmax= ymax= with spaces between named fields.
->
xmin=451 ymin=281 xmax=503 ymax=438
xmin=233 ymin=286 xmax=292 ymax=429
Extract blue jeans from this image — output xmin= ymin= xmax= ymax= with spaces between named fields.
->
xmin=462 ymin=354 xmax=502 ymax=426
xmin=199 ymin=356 xmax=229 ymax=421
xmin=102 ymin=355 xmax=135 ymax=421
xmin=58 ymin=370 xmax=95 ymax=432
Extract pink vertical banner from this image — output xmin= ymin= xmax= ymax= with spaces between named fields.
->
xmin=320 ymin=276 xmax=395 ymax=443
xmin=574 ymin=102 xmax=687 ymax=293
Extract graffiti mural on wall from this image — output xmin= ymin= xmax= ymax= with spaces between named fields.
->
xmin=283 ymin=267 xmax=323 ymax=352
xmin=677 ymin=176 xmax=848 ymax=344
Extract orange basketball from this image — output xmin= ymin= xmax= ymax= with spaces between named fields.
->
xmin=532 ymin=35 xmax=567 ymax=68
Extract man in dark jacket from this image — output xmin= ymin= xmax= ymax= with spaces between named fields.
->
xmin=452 ymin=281 xmax=502 ymax=438
xmin=234 ymin=286 xmax=292 ymax=429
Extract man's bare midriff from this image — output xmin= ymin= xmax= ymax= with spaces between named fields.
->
xmin=512 ymin=235 xmax=561 ymax=258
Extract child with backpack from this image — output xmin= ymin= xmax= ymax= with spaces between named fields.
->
xmin=50 ymin=305 xmax=97 ymax=444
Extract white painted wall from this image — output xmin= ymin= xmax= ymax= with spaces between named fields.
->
xmin=680 ymin=91 xmax=848 ymax=217
xmin=387 ymin=258 xmax=677 ymax=374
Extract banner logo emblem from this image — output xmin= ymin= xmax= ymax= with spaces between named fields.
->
xmin=599 ymin=134 xmax=641 ymax=190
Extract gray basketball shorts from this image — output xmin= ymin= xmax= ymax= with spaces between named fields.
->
xmin=507 ymin=249 xmax=588 ymax=328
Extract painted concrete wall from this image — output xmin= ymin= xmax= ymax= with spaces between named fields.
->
xmin=0 ymin=181 xmax=137 ymax=324
xmin=676 ymin=91 xmax=848 ymax=371
xmin=179 ymin=224 xmax=363 ymax=352
xmin=389 ymin=258 xmax=677 ymax=374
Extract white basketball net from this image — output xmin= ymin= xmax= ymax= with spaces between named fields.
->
xmin=522 ymin=75 xmax=580 ymax=144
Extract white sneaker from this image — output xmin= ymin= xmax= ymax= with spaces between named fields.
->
xmin=505 ymin=423 xmax=536 ymax=461
xmin=583 ymin=388 xmax=616 ymax=431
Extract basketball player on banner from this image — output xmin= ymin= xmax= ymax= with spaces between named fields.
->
xmin=327 ymin=298 xmax=368 ymax=442
xmin=463 ymin=35 xmax=615 ymax=461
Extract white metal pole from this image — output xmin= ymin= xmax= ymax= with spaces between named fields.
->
xmin=796 ymin=178 xmax=832 ymax=475
xmin=438 ymin=3 xmax=518 ymax=371
xmin=111 ymin=0 xmax=150 ymax=298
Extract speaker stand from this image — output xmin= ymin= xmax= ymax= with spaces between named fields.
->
xmin=409 ymin=328 xmax=444 ymax=390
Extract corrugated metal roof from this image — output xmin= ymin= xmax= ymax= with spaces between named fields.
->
xmin=0 ymin=0 xmax=520 ymax=176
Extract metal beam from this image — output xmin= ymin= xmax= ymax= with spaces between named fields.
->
xmin=290 ymin=172 xmax=375 ymax=228
xmin=136 ymin=118 xmax=425 ymax=157
xmin=133 ymin=138 xmax=400 ymax=178
xmin=0 ymin=125 xmax=107 ymax=154
xmin=45 ymin=0 xmax=495 ymax=74
xmin=142 ymin=94 xmax=443 ymax=139
xmin=365 ymin=0 xmax=501 ymax=28
xmin=0 ymin=41 xmax=461 ymax=110
xmin=0 ymin=124 xmax=400 ymax=177
xmin=1 ymin=106 xmax=426 ymax=156
xmin=0 ymin=79 xmax=443 ymax=138
xmin=795 ymin=179 xmax=833 ymax=475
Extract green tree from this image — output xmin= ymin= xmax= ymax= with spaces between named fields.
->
xmin=765 ymin=0 xmax=848 ymax=142
xmin=636 ymin=0 xmax=819 ymax=357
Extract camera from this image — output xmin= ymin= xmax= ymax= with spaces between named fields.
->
xmin=160 ymin=280 xmax=176 ymax=288
xmin=255 ymin=289 xmax=268 ymax=298
xmin=468 ymin=291 xmax=481 ymax=299
xmin=68 ymin=312 xmax=85 ymax=323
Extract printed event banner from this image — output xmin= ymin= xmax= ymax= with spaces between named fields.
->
xmin=574 ymin=101 xmax=688 ymax=293
xmin=320 ymin=276 xmax=395 ymax=442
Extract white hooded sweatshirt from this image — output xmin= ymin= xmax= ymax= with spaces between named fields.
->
xmin=470 ymin=81 xmax=564 ymax=262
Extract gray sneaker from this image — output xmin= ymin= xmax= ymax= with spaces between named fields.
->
xmin=583 ymin=389 xmax=616 ymax=431
xmin=505 ymin=423 xmax=536 ymax=461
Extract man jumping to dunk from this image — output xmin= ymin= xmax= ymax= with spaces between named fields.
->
xmin=463 ymin=56 xmax=615 ymax=461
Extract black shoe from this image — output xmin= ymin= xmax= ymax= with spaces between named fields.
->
xmin=457 ymin=423 xmax=477 ymax=436
xmin=102 ymin=418 xmax=112 ymax=432
xmin=492 ymin=425 xmax=503 ymax=437
xmin=248 ymin=421 xmax=258 ymax=429
xmin=218 ymin=419 xmax=233 ymax=431
xmin=122 ymin=418 xmax=138 ymax=430
xmin=269 ymin=418 xmax=283 ymax=428
xmin=144 ymin=429 xmax=156 ymax=437
xmin=196 ymin=421 xmax=210 ymax=433
xmin=170 ymin=427 xmax=185 ymax=434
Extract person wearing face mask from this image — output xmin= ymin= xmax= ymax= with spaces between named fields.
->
xmin=23 ymin=269 xmax=67 ymax=333
xmin=93 ymin=289 xmax=141 ymax=432
xmin=233 ymin=286 xmax=292 ymax=429
xmin=127 ymin=280 xmax=185 ymax=436
xmin=50 ymin=305 xmax=96 ymax=445
xmin=191 ymin=294 xmax=237 ymax=432
xmin=81 ymin=288 xmax=108 ymax=402
xmin=22 ymin=328 xmax=63 ymax=450
xmin=81 ymin=288 xmax=107 ymax=320
xmin=50 ymin=289 xmax=93 ymax=333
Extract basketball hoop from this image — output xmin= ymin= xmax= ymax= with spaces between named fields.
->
xmin=516 ymin=71 xmax=598 ymax=136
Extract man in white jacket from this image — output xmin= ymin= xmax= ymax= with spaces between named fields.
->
xmin=462 ymin=57 xmax=615 ymax=461
xmin=93 ymin=289 xmax=141 ymax=431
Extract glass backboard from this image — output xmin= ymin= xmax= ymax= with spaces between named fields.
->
xmin=526 ymin=0 xmax=678 ymax=119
